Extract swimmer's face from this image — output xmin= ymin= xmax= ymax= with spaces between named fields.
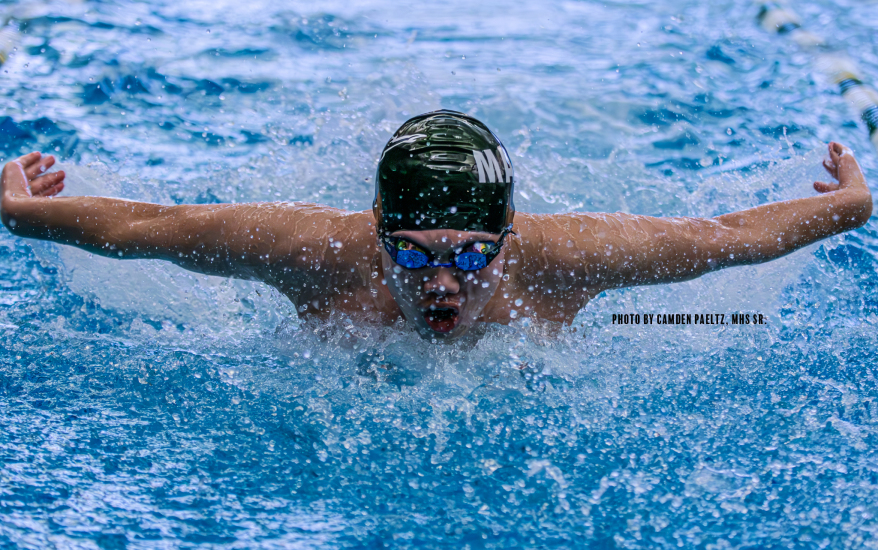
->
xmin=379 ymin=228 xmax=506 ymax=341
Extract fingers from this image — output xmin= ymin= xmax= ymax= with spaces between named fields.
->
xmin=13 ymin=152 xmax=42 ymax=170
xmin=10 ymin=152 xmax=57 ymax=181
xmin=825 ymin=143 xmax=841 ymax=177
xmin=814 ymin=180 xmax=841 ymax=193
xmin=24 ymin=155 xmax=55 ymax=180
xmin=822 ymin=158 xmax=838 ymax=178
xmin=41 ymin=181 xmax=64 ymax=197
xmin=826 ymin=141 xmax=866 ymax=192
xmin=1 ymin=159 xmax=30 ymax=197
xmin=823 ymin=142 xmax=857 ymax=182
xmin=30 ymin=171 xmax=65 ymax=196
xmin=3 ymin=153 xmax=66 ymax=200
xmin=828 ymin=141 xmax=855 ymax=163
xmin=828 ymin=141 xmax=851 ymax=156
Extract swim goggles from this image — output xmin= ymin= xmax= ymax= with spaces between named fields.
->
xmin=381 ymin=225 xmax=513 ymax=271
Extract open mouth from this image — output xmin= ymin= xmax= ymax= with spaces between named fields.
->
xmin=424 ymin=306 xmax=460 ymax=333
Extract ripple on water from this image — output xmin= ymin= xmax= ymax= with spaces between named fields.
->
xmin=1 ymin=0 xmax=878 ymax=547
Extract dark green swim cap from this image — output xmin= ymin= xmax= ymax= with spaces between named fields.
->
xmin=375 ymin=110 xmax=515 ymax=234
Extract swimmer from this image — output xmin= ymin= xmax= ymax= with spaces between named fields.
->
xmin=1 ymin=110 xmax=872 ymax=340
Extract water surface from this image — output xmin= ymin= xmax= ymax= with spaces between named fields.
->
xmin=1 ymin=0 xmax=878 ymax=547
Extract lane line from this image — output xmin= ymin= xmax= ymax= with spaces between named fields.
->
xmin=758 ymin=3 xmax=878 ymax=152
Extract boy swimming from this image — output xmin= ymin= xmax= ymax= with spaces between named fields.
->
xmin=1 ymin=110 xmax=872 ymax=340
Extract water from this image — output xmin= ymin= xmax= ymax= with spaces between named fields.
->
xmin=2 ymin=0 xmax=878 ymax=547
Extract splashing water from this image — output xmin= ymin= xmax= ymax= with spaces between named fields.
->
xmin=1 ymin=0 xmax=877 ymax=547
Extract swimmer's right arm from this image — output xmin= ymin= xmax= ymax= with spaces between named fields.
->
xmin=0 ymin=152 xmax=359 ymax=282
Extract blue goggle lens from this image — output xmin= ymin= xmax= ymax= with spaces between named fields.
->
xmin=396 ymin=249 xmax=429 ymax=269
xmin=455 ymin=252 xmax=488 ymax=271
xmin=384 ymin=227 xmax=512 ymax=272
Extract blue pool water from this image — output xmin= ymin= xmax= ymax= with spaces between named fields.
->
xmin=2 ymin=0 xmax=878 ymax=547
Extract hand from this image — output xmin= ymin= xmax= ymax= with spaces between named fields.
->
xmin=1 ymin=152 xmax=65 ymax=201
xmin=2 ymin=152 xmax=66 ymax=230
xmin=814 ymin=141 xmax=867 ymax=194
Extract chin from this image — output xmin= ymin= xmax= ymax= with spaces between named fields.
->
xmin=419 ymin=327 xmax=468 ymax=341
xmin=415 ymin=319 xmax=473 ymax=341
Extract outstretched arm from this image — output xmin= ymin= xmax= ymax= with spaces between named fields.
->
xmin=544 ymin=142 xmax=872 ymax=291
xmin=0 ymin=152 xmax=359 ymax=283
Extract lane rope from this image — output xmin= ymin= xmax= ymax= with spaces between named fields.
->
xmin=758 ymin=2 xmax=878 ymax=152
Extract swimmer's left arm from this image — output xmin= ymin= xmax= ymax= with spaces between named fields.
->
xmin=707 ymin=142 xmax=872 ymax=267
xmin=545 ymin=142 xmax=872 ymax=290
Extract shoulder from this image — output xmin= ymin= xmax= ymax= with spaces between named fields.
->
xmin=513 ymin=210 xmax=679 ymax=256
xmin=512 ymin=211 xmax=612 ymax=244
xmin=510 ymin=211 xmax=611 ymax=266
xmin=263 ymin=203 xmax=375 ymax=241
xmin=266 ymin=206 xmax=379 ymax=280
xmin=505 ymin=211 xmax=630 ymax=294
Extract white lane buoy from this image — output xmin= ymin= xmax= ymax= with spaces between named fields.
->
xmin=0 ymin=21 xmax=21 ymax=67
xmin=757 ymin=3 xmax=825 ymax=47
xmin=758 ymin=3 xmax=878 ymax=152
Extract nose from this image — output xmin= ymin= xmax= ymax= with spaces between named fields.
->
xmin=423 ymin=267 xmax=460 ymax=297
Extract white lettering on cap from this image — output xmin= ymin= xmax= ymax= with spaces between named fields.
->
xmin=499 ymin=148 xmax=513 ymax=183
xmin=472 ymin=149 xmax=504 ymax=183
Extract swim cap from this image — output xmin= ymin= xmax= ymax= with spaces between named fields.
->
xmin=375 ymin=110 xmax=515 ymax=234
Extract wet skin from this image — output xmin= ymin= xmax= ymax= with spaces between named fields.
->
xmin=1 ymin=143 xmax=873 ymax=340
